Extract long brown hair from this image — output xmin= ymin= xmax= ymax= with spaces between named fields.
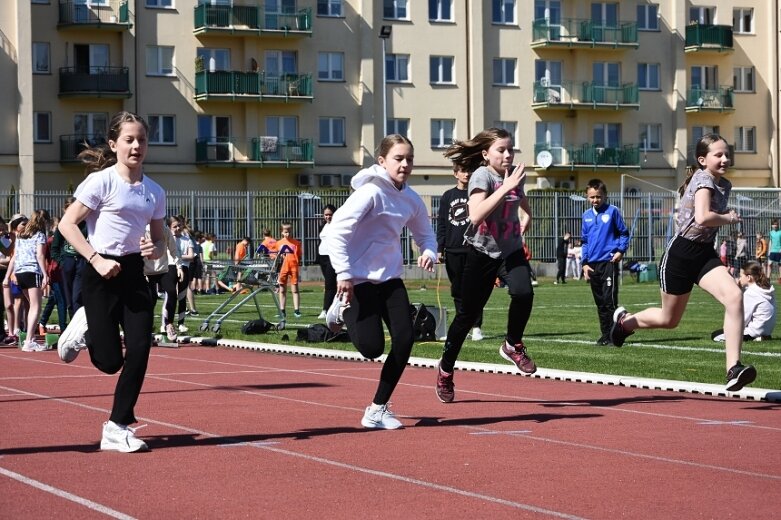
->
xmin=78 ymin=111 xmax=149 ymax=175
xmin=443 ymin=127 xmax=512 ymax=173
xmin=678 ymin=133 xmax=728 ymax=196
xmin=19 ymin=209 xmax=50 ymax=239
xmin=375 ymin=134 xmax=413 ymax=161
xmin=743 ymin=260 xmax=771 ymax=289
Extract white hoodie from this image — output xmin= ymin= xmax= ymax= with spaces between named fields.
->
xmin=322 ymin=164 xmax=437 ymax=284
xmin=743 ymin=283 xmax=776 ymax=338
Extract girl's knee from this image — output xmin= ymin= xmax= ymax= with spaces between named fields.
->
xmin=355 ymin=341 xmax=384 ymax=359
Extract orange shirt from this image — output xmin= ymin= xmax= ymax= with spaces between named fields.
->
xmin=259 ymin=236 xmax=278 ymax=254
xmin=276 ymin=237 xmax=301 ymax=272
xmin=234 ymin=241 xmax=248 ymax=263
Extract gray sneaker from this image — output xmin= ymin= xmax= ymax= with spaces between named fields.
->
xmin=325 ymin=294 xmax=349 ymax=333
xmin=58 ymin=306 xmax=88 ymax=363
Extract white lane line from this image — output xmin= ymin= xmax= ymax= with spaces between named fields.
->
xmin=0 ymin=466 xmax=136 ymax=519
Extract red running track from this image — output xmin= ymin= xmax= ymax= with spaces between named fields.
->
xmin=1 ymin=344 xmax=780 ymax=519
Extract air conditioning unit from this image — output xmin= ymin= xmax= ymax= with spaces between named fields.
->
xmin=319 ymin=174 xmax=335 ymax=187
xmin=560 ymin=181 xmax=573 ymax=190
xmin=340 ymin=174 xmax=353 ymax=187
xmin=536 ymin=177 xmax=551 ymax=190
xmin=297 ymin=173 xmax=313 ymax=187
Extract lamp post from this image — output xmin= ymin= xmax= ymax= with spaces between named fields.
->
xmin=378 ymin=25 xmax=392 ymax=136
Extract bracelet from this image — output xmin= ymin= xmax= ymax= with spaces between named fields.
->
xmin=88 ymin=251 xmax=99 ymax=263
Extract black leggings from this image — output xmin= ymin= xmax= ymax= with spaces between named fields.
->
xmin=441 ymin=247 xmax=534 ymax=373
xmin=319 ymin=255 xmax=337 ymax=311
xmin=343 ymin=279 xmax=413 ymax=405
xmin=81 ymin=253 xmax=153 ymax=425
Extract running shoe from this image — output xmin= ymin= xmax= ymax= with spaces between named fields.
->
xmin=178 ymin=324 xmax=189 ymax=333
xmin=471 ymin=327 xmax=484 ymax=341
xmin=325 ymin=294 xmax=349 ymax=333
xmin=22 ymin=340 xmax=47 ymax=352
xmin=293 ymin=310 xmax=302 ymax=318
xmin=361 ymin=404 xmax=402 ymax=430
xmin=317 ymin=310 xmax=327 ymax=320
xmin=435 ymin=362 xmax=455 ymax=403
xmin=726 ymin=363 xmax=757 ymax=392
xmin=609 ymin=307 xmax=634 ymax=347
xmin=499 ymin=340 xmax=537 ymax=374
xmin=166 ymin=324 xmax=178 ymax=342
xmin=100 ymin=421 xmax=148 ymax=453
xmin=58 ymin=306 xmax=88 ymax=363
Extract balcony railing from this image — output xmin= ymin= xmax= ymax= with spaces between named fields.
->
xmin=59 ymin=67 xmax=131 ymax=98
xmin=193 ymin=4 xmax=312 ymax=36
xmin=685 ymin=24 xmax=733 ymax=52
xmin=58 ymin=0 xmax=131 ymax=29
xmin=194 ymin=70 xmax=312 ymax=101
xmin=196 ymin=137 xmax=314 ymax=166
xmin=685 ymin=86 xmax=735 ymax=112
xmin=60 ymin=134 xmax=107 ymax=162
xmin=532 ymin=80 xmax=639 ymax=109
xmin=534 ymin=143 xmax=640 ymax=168
xmin=531 ymin=18 xmax=638 ymax=48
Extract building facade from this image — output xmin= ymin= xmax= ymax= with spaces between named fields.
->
xmin=1 ymin=0 xmax=779 ymax=204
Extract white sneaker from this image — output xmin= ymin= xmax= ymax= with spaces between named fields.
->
xmin=317 ymin=310 xmax=327 ymax=319
xmin=178 ymin=324 xmax=189 ymax=333
xmin=166 ymin=324 xmax=178 ymax=342
xmin=100 ymin=421 xmax=148 ymax=453
xmin=22 ymin=340 xmax=47 ymax=352
xmin=361 ymin=404 xmax=403 ymax=430
xmin=325 ymin=294 xmax=349 ymax=333
xmin=531 ymin=280 xmax=539 ymax=286
xmin=58 ymin=306 xmax=88 ymax=363
xmin=471 ymin=327 xmax=484 ymax=341
xmin=159 ymin=324 xmax=166 ymax=334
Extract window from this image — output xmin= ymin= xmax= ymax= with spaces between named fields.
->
xmin=637 ymin=63 xmax=660 ymax=90
xmin=383 ymin=0 xmax=408 ymax=20
xmin=734 ymin=127 xmax=756 ymax=152
xmin=536 ymin=121 xmax=564 ymax=163
xmin=319 ymin=117 xmax=345 ymax=146
xmin=318 ymin=52 xmax=344 ymax=81
xmin=266 ymin=116 xmax=298 ymax=142
xmin=689 ymin=6 xmax=713 ymax=25
xmin=692 ymin=126 xmax=719 ymax=143
xmin=593 ymin=123 xmax=621 ymax=148
xmin=639 ymin=124 xmax=661 ymax=151
xmin=493 ymin=58 xmax=516 ymax=86
xmin=197 ymin=48 xmax=230 ymax=72
xmin=492 ymin=0 xmax=515 ymax=24
xmin=534 ymin=0 xmax=561 ymax=23
xmin=198 ymin=115 xmax=232 ymax=160
xmin=317 ymin=0 xmax=342 ymax=17
xmin=691 ymin=65 xmax=718 ymax=90
xmin=32 ymin=42 xmax=50 ymax=74
xmin=146 ymin=46 xmax=174 ymax=76
xmin=148 ymin=115 xmax=176 ymax=145
xmin=429 ymin=0 xmax=453 ymax=22
xmin=386 ymin=118 xmax=409 ymax=137
xmin=74 ymin=112 xmax=108 ymax=137
xmin=146 ymin=0 xmax=173 ymax=7
xmin=494 ymin=121 xmax=518 ymax=147
xmin=33 ymin=112 xmax=51 ymax=143
xmin=386 ymin=54 xmax=410 ymax=82
xmin=430 ymin=56 xmax=454 ymax=84
xmin=431 ymin=119 xmax=455 ymax=148
xmin=265 ymin=50 xmax=297 ymax=76
xmin=592 ymin=2 xmax=618 ymax=26
xmin=637 ymin=4 xmax=659 ymax=30
xmin=733 ymin=67 xmax=755 ymax=93
xmin=733 ymin=8 xmax=753 ymax=33
xmin=74 ymin=43 xmax=108 ymax=74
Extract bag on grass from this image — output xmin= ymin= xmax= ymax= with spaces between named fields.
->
xmin=296 ymin=324 xmax=351 ymax=343
xmin=410 ymin=303 xmax=437 ymax=342
xmin=241 ymin=318 xmax=273 ymax=335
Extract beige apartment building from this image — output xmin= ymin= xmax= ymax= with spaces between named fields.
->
xmin=0 ymin=0 xmax=779 ymax=202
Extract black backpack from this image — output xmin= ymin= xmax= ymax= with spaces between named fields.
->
xmin=296 ymin=324 xmax=351 ymax=343
xmin=241 ymin=319 xmax=273 ymax=335
xmin=410 ymin=303 xmax=437 ymax=342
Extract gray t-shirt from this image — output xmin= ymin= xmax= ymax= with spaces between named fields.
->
xmin=464 ymin=166 xmax=525 ymax=259
xmin=676 ymin=169 xmax=730 ymax=244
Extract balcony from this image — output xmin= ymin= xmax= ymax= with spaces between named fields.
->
xmin=685 ymin=86 xmax=735 ymax=112
xmin=194 ymin=70 xmax=312 ymax=102
xmin=59 ymin=67 xmax=131 ymax=98
xmin=532 ymin=80 xmax=639 ymax=110
xmin=58 ymin=0 xmax=132 ymax=30
xmin=59 ymin=134 xmax=107 ymax=162
xmin=685 ymin=24 xmax=733 ymax=53
xmin=531 ymin=18 xmax=638 ymax=49
xmin=193 ymin=4 xmax=312 ymax=37
xmin=534 ymin=143 xmax=640 ymax=169
xmin=196 ymin=137 xmax=314 ymax=167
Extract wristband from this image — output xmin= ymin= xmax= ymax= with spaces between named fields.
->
xmin=88 ymin=251 xmax=99 ymax=263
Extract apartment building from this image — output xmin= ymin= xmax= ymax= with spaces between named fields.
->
xmin=1 ymin=0 xmax=778 ymax=201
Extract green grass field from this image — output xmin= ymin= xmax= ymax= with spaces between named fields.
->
xmin=169 ymin=276 xmax=780 ymax=390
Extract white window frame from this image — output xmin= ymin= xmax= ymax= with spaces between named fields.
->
xmin=692 ymin=126 xmax=719 ymax=143
xmin=492 ymin=58 xmax=516 ymax=86
xmin=637 ymin=63 xmax=660 ymax=90
xmin=146 ymin=45 xmax=175 ymax=76
xmin=689 ymin=6 xmax=714 ymax=25
xmin=429 ymin=0 xmax=453 ymax=22
xmin=639 ymin=124 xmax=661 ymax=151
xmin=593 ymin=123 xmax=621 ymax=148
xmin=492 ymin=0 xmax=515 ymax=24
xmin=383 ymin=0 xmax=408 ymax=20
xmin=734 ymin=127 xmax=756 ymax=153
xmin=430 ymin=56 xmax=454 ymax=85
xmin=637 ymin=4 xmax=659 ymax=30
xmin=146 ymin=0 xmax=174 ymax=7
xmin=733 ymin=8 xmax=753 ymax=34
xmin=494 ymin=121 xmax=518 ymax=149
xmin=319 ymin=117 xmax=345 ymax=146
xmin=431 ymin=119 xmax=455 ymax=148
xmin=386 ymin=54 xmax=410 ymax=83
xmin=32 ymin=42 xmax=50 ymax=74
xmin=148 ymin=115 xmax=176 ymax=145
xmin=34 ymin=112 xmax=51 ymax=143
xmin=386 ymin=118 xmax=410 ymax=137
xmin=317 ymin=52 xmax=344 ymax=81
xmin=197 ymin=48 xmax=230 ymax=72
xmin=733 ymin=67 xmax=755 ymax=93
xmin=535 ymin=121 xmax=564 ymax=163
xmin=316 ymin=0 xmax=342 ymax=17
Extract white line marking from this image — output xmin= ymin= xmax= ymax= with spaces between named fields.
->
xmin=0 ymin=466 xmax=137 ymax=519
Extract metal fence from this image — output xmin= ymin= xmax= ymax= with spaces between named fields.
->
xmin=6 ymin=188 xmax=781 ymax=266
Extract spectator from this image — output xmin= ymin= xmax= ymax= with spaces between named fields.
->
xmin=755 ymin=231 xmax=767 ymax=266
xmin=555 ymin=231 xmax=570 ymax=284
xmin=766 ymin=221 xmax=781 ymax=280
xmin=316 ymin=205 xmax=337 ymax=320
xmin=276 ymin=222 xmax=302 ymax=319
xmin=733 ymin=231 xmax=747 ymax=277
xmin=713 ymin=260 xmax=776 ymax=342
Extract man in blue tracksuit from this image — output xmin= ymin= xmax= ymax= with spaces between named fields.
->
xmin=581 ymin=179 xmax=630 ymax=345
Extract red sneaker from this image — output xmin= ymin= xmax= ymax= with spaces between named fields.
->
xmin=499 ymin=341 xmax=537 ymax=374
xmin=435 ymin=362 xmax=455 ymax=403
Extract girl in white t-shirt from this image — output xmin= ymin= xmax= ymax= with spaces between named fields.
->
xmin=57 ymin=111 xmax=167 ymax=453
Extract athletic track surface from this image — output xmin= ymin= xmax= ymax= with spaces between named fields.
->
xmin=1 ymin=340 xmax=780 ymax=519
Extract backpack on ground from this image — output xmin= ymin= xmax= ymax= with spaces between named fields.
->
xmin=296 ymin=323 xmax=351 ymax=343
xmin=410 ymin=303 xmax=437 ymax=342
xmin=241 ymin=318 xmax=273 ymax=335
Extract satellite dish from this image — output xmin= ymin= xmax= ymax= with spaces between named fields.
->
xmin=536 ymin=150 xmax=553 ymax=169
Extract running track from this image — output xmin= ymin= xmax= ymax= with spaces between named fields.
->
xmin=1 ymin=342 xmax=780 ymax=519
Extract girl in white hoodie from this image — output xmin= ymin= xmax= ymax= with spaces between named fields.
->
xmin=322 ymin=134 xmax=437 ymax=430
xmin=713 ymin=260 xmax=776 ymax=341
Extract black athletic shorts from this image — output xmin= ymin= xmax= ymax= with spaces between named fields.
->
xmin=659 ymin=235 xmax=723 ymax=295
xmin=15 ymin=271 xmax=43 ymax=290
